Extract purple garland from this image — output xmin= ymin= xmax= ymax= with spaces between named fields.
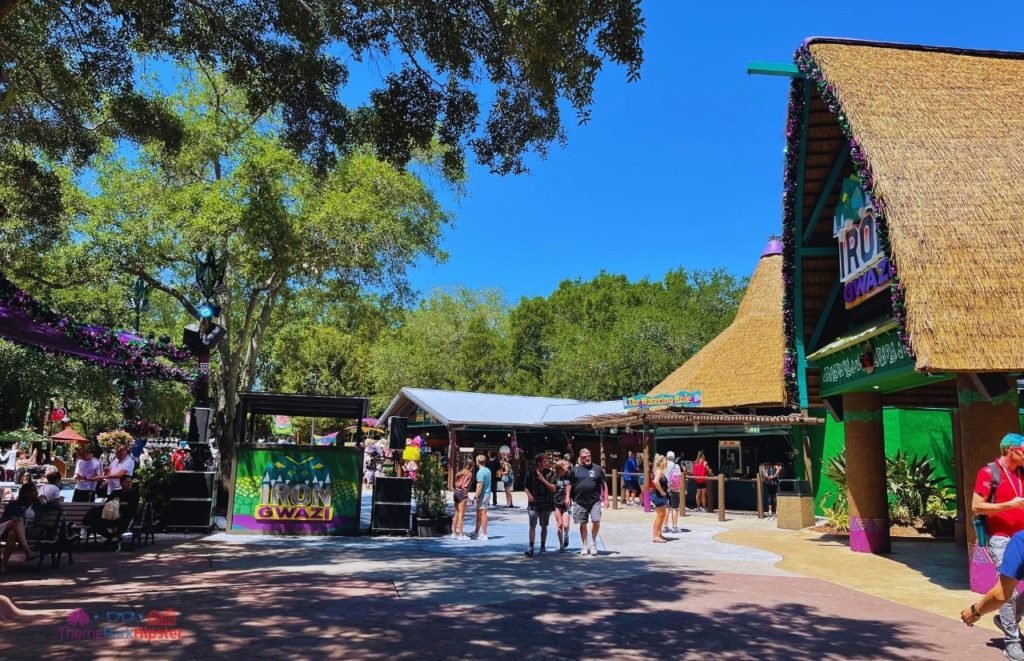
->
xmin=780 ymin=77 xmax=804 ymax=408
xmin=780 ymin=44 xmax=916 ymax=407
xmin=0 ymin=276 xmax=193 ymax=364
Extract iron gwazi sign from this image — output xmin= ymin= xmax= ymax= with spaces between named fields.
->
xmin=623 ymin=390 xmax=702 ymax=410
xmin=834 ymin=175 xmax=893 ymax=309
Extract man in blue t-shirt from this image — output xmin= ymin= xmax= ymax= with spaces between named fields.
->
xmin=471 ymin=454 xmax=492 ymax=540
xmin=962 ymin=529 xmax=1024 ymax=638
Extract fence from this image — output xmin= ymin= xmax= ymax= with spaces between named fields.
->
xmin=607 ymin=470 xmax=802 ymax=521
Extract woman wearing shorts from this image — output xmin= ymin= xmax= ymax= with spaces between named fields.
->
xmin=650 ymin=454 xmax=670 ymax=543
xmin=452 ymin=461 xmax=474 ymax=540
xmin=552 ymin=460 xmax=572 ymax=551
xmin=693 ymin=452 xmax=710 ymax=513
xmin=501 ymin=456 xmax=515 ymax=507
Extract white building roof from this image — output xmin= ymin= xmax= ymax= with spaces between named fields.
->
xmin=379 ymin=387 xmax=621 ymax=428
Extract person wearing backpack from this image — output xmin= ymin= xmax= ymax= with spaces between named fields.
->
xmin=972 ymin=433 xmax=1024 ymax=661
xmin=664 ymin=451 xmax=683 ymax=533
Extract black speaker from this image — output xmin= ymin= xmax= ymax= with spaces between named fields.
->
xmin=165 ymin=499 xmax=214 ymax=528
xmin=823 ymin=395 xmax=843 ymax=422
xmin=371 ymin=476 xmax=413 ymax=533
xmin=188 ymin=407 xmax=213 ymax=445
xmin=371 ymin=503 xmax=412 ymax=531
xmin=969 ymin=373 xmax=1013 ymax=401
xmin=170 ymin=471 xmax=215 ymax=498
xmin=373 ymin=476 xmax=413 ymax=503
xmin=388 ymin=416 xmax=408 ymax=451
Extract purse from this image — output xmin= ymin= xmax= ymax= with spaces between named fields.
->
xmin=102 ymin=499 xmax=120 ymax=521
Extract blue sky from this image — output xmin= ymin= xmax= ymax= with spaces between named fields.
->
xmin=370 ymin=1 xmax=1024 ymax=303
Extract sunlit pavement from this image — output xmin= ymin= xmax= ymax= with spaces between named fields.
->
xmin=0 ymin=492 xmax=1000 ymax=659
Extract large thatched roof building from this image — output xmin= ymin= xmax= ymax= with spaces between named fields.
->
xmin=649 ymin=239 xmax=788 ymax=410
xmin=799 ymin=39 xmax=1024 ymax=373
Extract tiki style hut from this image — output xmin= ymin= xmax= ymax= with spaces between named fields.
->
xmin=780 ymin=38 xmax=1024 ymax=558
xmin=587 ymin=238 xmax=823 ymax=511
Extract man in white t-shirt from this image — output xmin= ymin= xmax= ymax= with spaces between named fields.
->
xmin=73 ymin=447 xmax=104 ymax=502
xmin=103 ymin=444 xmax=135 ymax=496
xmin=664 ymin=452 xmax=683 ymax=534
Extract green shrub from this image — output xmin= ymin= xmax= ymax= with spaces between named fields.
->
xmin=821 ymin=491 xmax=850 ymax=532
xmin=413 ymin=454 xmax=448 ymax=519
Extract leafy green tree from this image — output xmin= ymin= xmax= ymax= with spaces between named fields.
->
xmin=6 ymin=69 xmax=450 ymax=481
xmin=0 ymin=0 xmax=644 ymax=240
xmin=368 ymin=288 xmax=511 ymax=411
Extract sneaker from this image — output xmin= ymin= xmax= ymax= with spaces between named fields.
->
xmin=450 ymin=533 xmax=457 ymax=539
xmin=671 ymin=527 xmax=679 ymax=533
xmin=662 ymin=527 xmax=669 ymax=534
xmin=458 ymin=535 xmax=469 ymax=541
xmin=563 ymin=536 xmax=570 ymax=549
xmin=479 ymin=534 xmax=488 ymax=541
xmin=589 ymin=545 xmax=598 ymax=556
xmin=539 ymin=546 xmax=546 ymax=554
xmin=1004 ymin=642 xmax=1024 ymax=661
xmin=524 ymin=548 xmax=534 ymax=558
xmin=580 ymin=546 xmax=589 ymax=557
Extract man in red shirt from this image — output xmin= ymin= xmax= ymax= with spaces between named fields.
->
xmin=973 ymin=433 xmax=1024 ymax=661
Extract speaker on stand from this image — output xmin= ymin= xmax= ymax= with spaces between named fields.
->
xmin=388 ymin=416 xmax=408 ymax=451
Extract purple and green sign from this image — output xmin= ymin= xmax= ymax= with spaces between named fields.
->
xmin=228 ymin=446 xmax=361 ymax=535
xmin=834 ymin=174 xmax=889 ymax=309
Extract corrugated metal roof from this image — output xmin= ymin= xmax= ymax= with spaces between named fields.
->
xmin=540 ymin=400 xmax=624 ymax=424
xmin=379 ymin=387 xmax=620 ymax=427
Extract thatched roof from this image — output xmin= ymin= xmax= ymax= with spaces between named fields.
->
xmin=648 ymin=239 xmax=788 ymax=409
xmin=803 ymin=38 xmax=1024 ymax=371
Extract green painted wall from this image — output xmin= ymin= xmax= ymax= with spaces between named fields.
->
xmin=811 ymin=408 xmax=955 ymax=515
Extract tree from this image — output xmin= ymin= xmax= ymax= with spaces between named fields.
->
xmin=368 ymin=288 xmax=511 ymax=411
xmin=7 ymin=68 xmax=450 ymax=482
xmin=0 ymin=1 xmax=644 ymax=241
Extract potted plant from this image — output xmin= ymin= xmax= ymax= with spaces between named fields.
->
xmin=412 ymin=454 xmax=450 ymax=537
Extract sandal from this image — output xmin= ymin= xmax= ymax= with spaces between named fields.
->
xmin=652 ymin=539 xmax=668 ymax=544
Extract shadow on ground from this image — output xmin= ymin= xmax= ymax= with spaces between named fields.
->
xmin=0 ymin=534 xmax=982 ymax=659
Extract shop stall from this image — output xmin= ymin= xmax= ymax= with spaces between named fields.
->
xmin=227 ymin=392 xmax=369 ymax=536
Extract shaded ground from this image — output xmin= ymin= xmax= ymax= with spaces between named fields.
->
xmin=0 ymin=495 xmax=998 ymax=659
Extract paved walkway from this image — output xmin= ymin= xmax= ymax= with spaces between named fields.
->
xmin=0 ymin=493 xmax=1002 ymax=658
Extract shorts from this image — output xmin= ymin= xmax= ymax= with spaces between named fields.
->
xmin=503 ymin=480 xmax=513 ymax=493
xmin=624 ymin=479 xmax=640 ymax=492
xmin=669 ymin=491 xmax=681 ymax=509
xmin=528 ymin=507 xmax=552 ymax=528
xmin=651 ymin=492 xmax=669 ymax=508
xmin=695 ymin=479 xmax=707 ymax=488
xmin=476 ymin=495 xmax=490 ymax=510
xmin=454 ymin=489 xmax=468 ymax=504
xmin=572 ymin=502 xmax=602 ymax=524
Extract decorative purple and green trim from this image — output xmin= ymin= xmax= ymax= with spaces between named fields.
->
xmin=781 ymin=42 xmax=916 ymax=403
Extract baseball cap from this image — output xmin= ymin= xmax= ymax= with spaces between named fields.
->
xmin=1001 ymin=433 xmax=1024 ymax=450
xmin=666 ymin=451 xmax=676 ymax=460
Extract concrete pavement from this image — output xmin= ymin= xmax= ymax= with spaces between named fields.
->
xmin=0 ymin=492 xmax=1002 ymax=659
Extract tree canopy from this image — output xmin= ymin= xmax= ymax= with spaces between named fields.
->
xmin=0 ymin=0 xmax=644 ymax=242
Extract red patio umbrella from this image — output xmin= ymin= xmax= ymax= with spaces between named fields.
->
xmin=50 ymin=427 xmax=87 ymax=444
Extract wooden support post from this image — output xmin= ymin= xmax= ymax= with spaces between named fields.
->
xmin=642 ymin=426 xmax=651 ymax=512
xmin=957 ymin=374 xmax=1020 ymax=550
xmin=612 ymin=469 xmax=619 ymax=510
xmin=717 ymin=473 xmax=726 ymax=522
xmin=845 ymin=392 xmax=890 ymax=554
xmin=756 ymin=469 xmax=764 ymax=519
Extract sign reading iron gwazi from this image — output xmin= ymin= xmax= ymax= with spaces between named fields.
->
xmin=834 ymin=175 xmax=892 ymax=309
xmin=623 ymin=390 xmax=702 ymax=410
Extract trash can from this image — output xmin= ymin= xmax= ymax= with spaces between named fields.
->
xmin=776 ymin=480 xmax=815 ymax=530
